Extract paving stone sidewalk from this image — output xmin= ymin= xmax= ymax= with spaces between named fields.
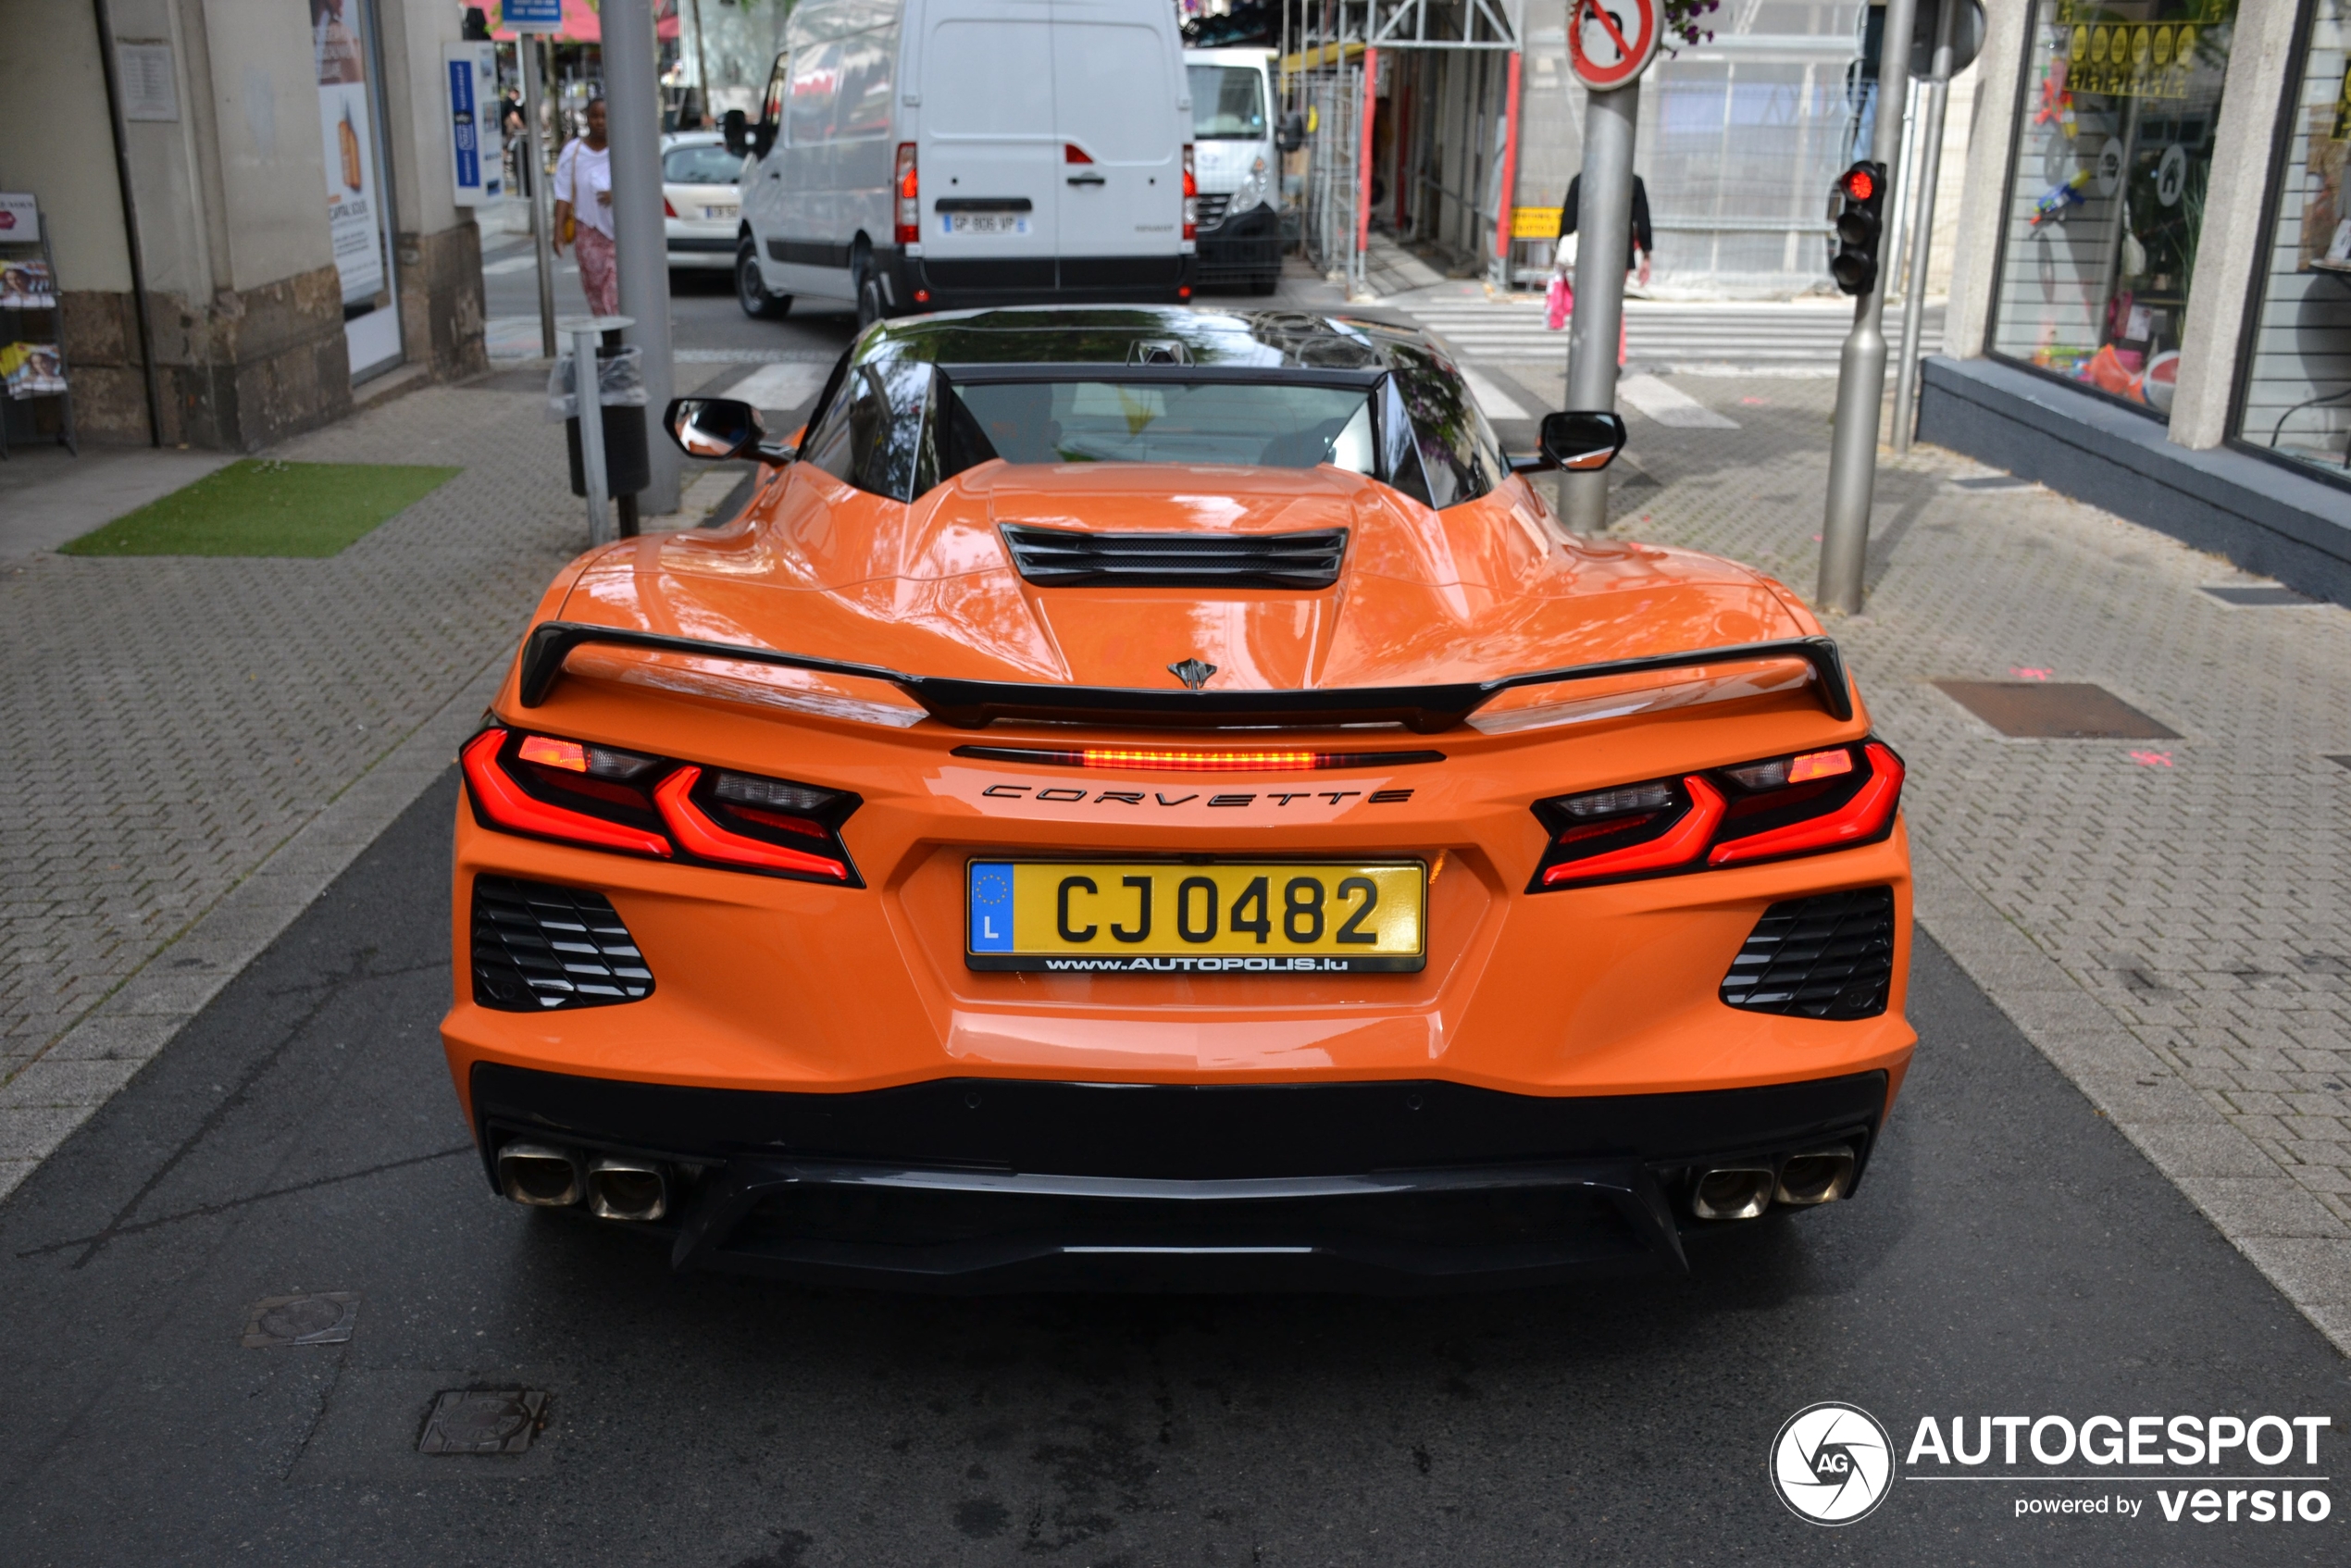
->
xmin=0 ymin=382 xmax=592 ymax=1192
xmin=1475 ymin=360 xmax=2351 ymax=1351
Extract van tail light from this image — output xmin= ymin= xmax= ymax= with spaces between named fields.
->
xmin=1064 ymin=143 xmax=1095 ymax=164
xmin=664 ymin=197 xmax=678 ymax=218
xmin=462 ymin=729 xmax=671 ymax=859
xmin=1182 ymin=143 xmax=1197 ymax=242
xmin=894 ymin=142 xmax=919 ymax=245
xmin=1529 ymin=741 xmax=1902 ymax=891
xmin=462 ymin=727 xmax=863 ymax=884
xmin=653 ymin=766 xmax=854 ymax=883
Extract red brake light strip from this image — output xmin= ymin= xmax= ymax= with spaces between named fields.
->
xmin=462 ymin=730 xmax=670 ymax=858
xmin=653 ymin=766 xmax=850 ymax=881
xmin=1708 ymin=743 xmax=1903 ymax=866
xmin=1543 ymin=776 xmax=1726 ymax=887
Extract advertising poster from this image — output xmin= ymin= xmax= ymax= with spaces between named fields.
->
xmin=314 ymin=0 xmax=384 ymax=305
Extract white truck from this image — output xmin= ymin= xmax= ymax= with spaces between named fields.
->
xmin=1181 ymin=46 xmax=1301 ymax=296
xmin=724 ymin=0 xmax=1197 ymax=326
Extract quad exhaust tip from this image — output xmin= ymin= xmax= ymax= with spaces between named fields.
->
xmin=1775 ymin=1147 xmax=1856 ymax=1207
xmin=587 ymin=1158 xmax=668 ymax=1223
xmin=497 ymin=1142 xmax=583 ymax=1207
xmin=1690 ymin=1164 xmax=1775 ymax=1221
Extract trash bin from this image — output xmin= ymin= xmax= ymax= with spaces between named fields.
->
xmin=547 ymin=345 xmax=650 ymax=499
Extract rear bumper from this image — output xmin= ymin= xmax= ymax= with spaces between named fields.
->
xmin=469 ymin=1063 xmax=1888 ymax=1291
xmin=887 ymin=250 xmax=1196 ymax=311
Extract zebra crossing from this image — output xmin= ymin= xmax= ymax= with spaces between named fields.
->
xmin=1389 ymin=294 xmax=1946 ymax=372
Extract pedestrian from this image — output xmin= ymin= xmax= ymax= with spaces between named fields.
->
xmin=553 ymin=96 xmax=618 ymax=317
xmin=1551 ymin=173 xmax=1654 ymax=364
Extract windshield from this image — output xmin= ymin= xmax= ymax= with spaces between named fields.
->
xmin=1186 ymin=64 xmax=1267 ymax=140
xmin=664 ymin=143 xmax=741 ymax=184
xmin=952 ymin=381 xmax=1373 ymax=468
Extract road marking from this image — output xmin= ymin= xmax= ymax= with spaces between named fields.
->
xmin=720 ymin=361 xmax=829 ymax=409
xmin=1617 ymin=373 xmax=1739 ymax=429
xmin=1460 ymin=367 xmax=1531 ymax=420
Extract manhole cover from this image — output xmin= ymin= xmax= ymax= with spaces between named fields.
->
xmin=418 ymin=1388 xmax=550 ymax=1456
xmin=242 ymin=1291 xmax=360 ymax=1348
xmin=1933 ymin=681 xmax=2179 ymax=740
xmin=2201 ymin=584 xmax=2317 ymax=607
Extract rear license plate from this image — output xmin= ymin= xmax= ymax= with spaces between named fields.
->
xmin=702 ymin=205 xmax=736 ymax=220
xmin=943 ymin=212 xmax=1030 ymax=236
xmin=966 ymin=861 xmax=1425 ymax=973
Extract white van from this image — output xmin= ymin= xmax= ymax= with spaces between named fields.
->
xmin=724 ymin=0 xmax=1196 ymax=327
xmin=1183 ymin=46 xmax=1300 ymax=295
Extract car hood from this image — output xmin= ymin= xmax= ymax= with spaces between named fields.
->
xmin=558 ymin=462 xmax=1810 ymax=694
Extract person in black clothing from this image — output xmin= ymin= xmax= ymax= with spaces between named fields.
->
xmin=1557 ymin=173 xmax=1654 ymax=289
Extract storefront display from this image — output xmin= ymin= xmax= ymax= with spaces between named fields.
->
xmin=1987 ymin=0 xmax=2237 ymax=419
xmin=2235 ymin=0 xmax=2351 ymax=477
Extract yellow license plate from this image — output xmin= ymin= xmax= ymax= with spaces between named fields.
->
xmin=966 ymin=861 xmax=1425 ymax=974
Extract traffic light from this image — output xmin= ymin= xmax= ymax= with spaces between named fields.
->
xmin=1829 ymin=161 xmax=1888 ymax=296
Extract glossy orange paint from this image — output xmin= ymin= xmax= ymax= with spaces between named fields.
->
xmin=442 ymin=458 xmax=1913 ymax=1131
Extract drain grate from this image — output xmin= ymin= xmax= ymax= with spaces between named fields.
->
xmin=418 ymin=1388 xmax=549 ymax=1455
xmin=1933 ymin=681 xmax=2178 ymax=740
xmin=243 ymin=1292 xmax=360 ymax=1347
xmin=2201 ymin=584 xmax=2318 ymax=607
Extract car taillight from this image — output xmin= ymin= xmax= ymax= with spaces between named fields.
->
xmin=1182 ymin=143 xmax=1197 ymax=242
xmin=1530 ymin=741 xmax=1902 ymax=891
xmin=664 ymin=197 xmax=678 ymax=218
xmin=653 ymin=766 xmax=853 ymax=882
xmin=462 ymin=727 xmax=862 ymax=885
xmin=894 ymin=142 xmax=918 ymax=245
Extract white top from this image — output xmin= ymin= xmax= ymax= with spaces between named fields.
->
xmin=554 ymin=141 xmax=613 ymax=238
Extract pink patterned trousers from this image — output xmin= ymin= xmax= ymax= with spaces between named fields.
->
xmin=575 ymin=226 xmax=619 ymax=316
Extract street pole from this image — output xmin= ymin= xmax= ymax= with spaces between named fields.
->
xmin=600 ymin=0 xmax=680 ymax=518
xmin=569 ymin=320 xmax=615 ymax=546
xmin=1891 ymin=0 xmax=1959 ymax=458
xmin=1816 ymin=0 xmax=1918 ymax=614
xmin=1561 ymin=77 xmax=1639 ymax=534
xmin=519 ymin=36 xmax=558 ymax=359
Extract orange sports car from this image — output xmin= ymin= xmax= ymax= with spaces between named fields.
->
xmin=443 ymin=306 xmax=1913 ymax=1290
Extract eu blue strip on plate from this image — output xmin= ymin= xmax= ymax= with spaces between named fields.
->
xmin=967 ymin=862 xmax=1014 ymax=952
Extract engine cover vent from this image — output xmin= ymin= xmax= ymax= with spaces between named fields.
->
xmin=1001 ymin=525 xmax=1348 ymax=591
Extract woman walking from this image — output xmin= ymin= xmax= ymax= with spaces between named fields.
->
xmin=552 ymin=98 xmax=618 ymax=316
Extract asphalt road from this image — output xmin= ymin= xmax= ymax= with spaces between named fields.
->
xmin=0 ymin=771 xmax=2344 ymax=1567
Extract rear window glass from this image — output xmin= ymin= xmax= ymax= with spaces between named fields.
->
xmin=952 ymin=381 xmax=1373 ymax=469
xmin=1187 ymin=66 xmax=1266 ymax=140
xmin=663 ymin=143 xmax=740 ymax=183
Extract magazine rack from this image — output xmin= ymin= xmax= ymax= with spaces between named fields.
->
xmin=0 ymin=194 xmax=77 ymax=459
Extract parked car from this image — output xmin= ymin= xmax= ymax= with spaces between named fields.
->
xmin=444 ymin=305 xmax=1916 ymax=1291
xmin=1184 ymin=45 xmax=1300 ymax=294
xmin=725 ymin=0 xmax=1196 ymax=326
xmin=661 ymin=132 xmax=745 ymax=274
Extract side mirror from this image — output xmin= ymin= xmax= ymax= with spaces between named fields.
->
xmin=665 ymin=397 xmax=766 ymax=461
xmin=721 ymin=108 xmax=749 ymax=157
xmin=1535 ymin=410 xmax=1627 ymax=472
xmin=1275 ymin=112 xmax=1306 ymax=154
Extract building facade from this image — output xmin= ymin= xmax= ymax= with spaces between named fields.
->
xmin=1927 ymin=0 xmax=2351 ymax=601
xmin=0 ymin=0 xmax=488 ymax=452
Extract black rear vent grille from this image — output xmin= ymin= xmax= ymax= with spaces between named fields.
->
xmin=472 ymin=877 xmax=654 ymax=1012
xmin=1001 ymin=525 xmax=1348 ymax=590
xmin=1720 ymin=887 xmax=1895 ymax=1021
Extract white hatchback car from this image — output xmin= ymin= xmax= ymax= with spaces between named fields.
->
xmin=662 ymin=132 xmax=745 ymax=273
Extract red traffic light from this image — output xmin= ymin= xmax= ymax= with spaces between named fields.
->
xmin=1840 ymin=167 xmax=1877 ymax=203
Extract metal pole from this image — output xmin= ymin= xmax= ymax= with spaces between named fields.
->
xmin=571 ymin=322 xmax=612 ymax=545
xmin=1816 ymin=0 xmax=1917 ymax=614
xmin=1561 ymin=77 xmax=1640 ymax=534
xmin=520 ymin=36 xmax=558 ymax=359
xmin=601 ymin=0 xmax=680 ymax=516
xmin=1891 ymin=0 xmax=1959 ymax=457
xmin=1355 ymin=45 xmax=1379 ymax=293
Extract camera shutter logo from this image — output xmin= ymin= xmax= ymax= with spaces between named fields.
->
xmin=1771 ymin=1402 xmax=1895 ymax=1524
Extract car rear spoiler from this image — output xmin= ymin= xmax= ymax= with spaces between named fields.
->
xmin=515 ymin=622 xmax=1853 ymax=732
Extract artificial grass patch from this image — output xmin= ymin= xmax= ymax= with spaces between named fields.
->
xmin=60 ymin=458 xmax=462 ymax=557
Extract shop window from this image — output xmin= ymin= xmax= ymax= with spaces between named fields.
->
xmin=1987 ymin=1 xmax=2238 ymax=419
xmin=2234 ymin=0 xmax=2351 ymax=479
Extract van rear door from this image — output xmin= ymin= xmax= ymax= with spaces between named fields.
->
xmin=919 ymin=1 xmax=1057 ymax=292
xmin=1051 ymin=0 xmax=1182 ymax=269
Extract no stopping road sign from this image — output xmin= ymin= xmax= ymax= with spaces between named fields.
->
xmin=1569 ymin=0 xmax=1661 ymax=91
